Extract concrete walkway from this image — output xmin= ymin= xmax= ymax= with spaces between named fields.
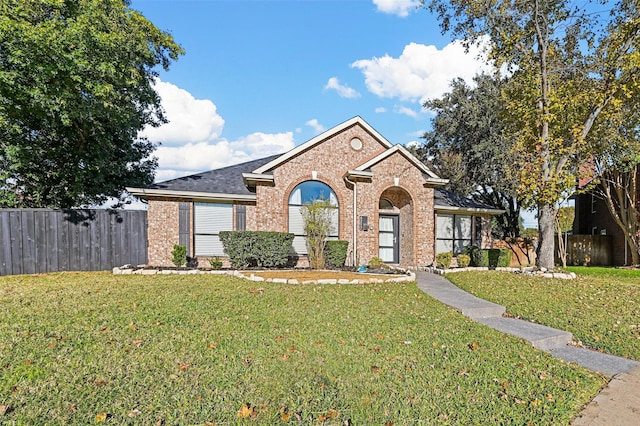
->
xmin=415 ymin=271 xmax=640 ymax=425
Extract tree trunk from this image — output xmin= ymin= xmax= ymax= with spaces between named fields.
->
xmin=536 ymin=203 xmax=556 ymax=270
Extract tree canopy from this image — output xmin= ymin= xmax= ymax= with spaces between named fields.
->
xmin=0 ymin=0 xmax=184 ymax=208
xmin=419 ymin=73 xmax=522 ymax=238
xmin=423 ymin=0 xmax=640 ymax=269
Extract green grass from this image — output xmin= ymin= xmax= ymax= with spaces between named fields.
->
xmin=564 ymin=265 xmax=640 ymax=278
xmin=0 ymin=273 xmax=605 ymax=425
xmin=447 ymin=271 xmax=640 ymax=360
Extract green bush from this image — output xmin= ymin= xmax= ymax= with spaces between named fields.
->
xmin=209 ymin=257 xmax=223 ymax=270
xmin=467 ymin=246 xmax=511 ymax=268
xmin=368 ymin=257 xmax=388 ymax=270
xmin=457 ymin=254 xmax=471 ymax=268
xmin=436 ymin=252 xmax=453 ymax=269
xmin=219 ymin=231 xmax=294 ymax=268
xmin=324 ymin=240 xmax=349 ymax=269
xmin=171 ymin=244 xmax=187 ymax=268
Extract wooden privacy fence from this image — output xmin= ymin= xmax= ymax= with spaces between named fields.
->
xmin=0 ymin=209 xmax=147 ymax=276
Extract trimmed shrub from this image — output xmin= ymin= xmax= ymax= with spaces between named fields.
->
xmin=368 ymin=257 xmax=388 ymax=270
xmin=219 ymin=231 xmax=294 ymax=268
xmin=436 ymin=252 xmax=453 ymax=269
xmin=325 ymin=240 xmax=349 ymax=269
xmin=457 ymin=254 xmax=471 ymax=268
xmin=171 ymin=244 xmax=187 ymax=268
xmin=467 ymin=246 xmax=511 ymax=268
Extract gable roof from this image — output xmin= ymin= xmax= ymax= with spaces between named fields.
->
xmin=126 ymin=154 xmax=281 ymax=202
xmin=251 ymin=116 xmax=392 ymax=175
xmin=434 ymin=188 xmax=505 ymax=215
xmin=349 ymin=144 xmax=448 ymax=186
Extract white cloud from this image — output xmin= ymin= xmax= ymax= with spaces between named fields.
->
xmin=141 ymin=79 xmax=225 ymax=146
xmin=352 ymin=38 xmax=493 ymax=104
xmin=230 ymin=132 xmax=295 ymax=158
xmin=405 ymin=140 xmax=421 ymax=149
xmin=141 ymin=79 xmax=295 ymax=182
xmin=394 ymin=105 xmax=418 ymax=118
xmin=375 ymin=106 xmax=387 ymax=113
xmin=372 ymin=0 xmax=419 ymax=17
xmin=305 ymin=118 xmax=325 ymax=133
xmin=324 ymin=77 xmax=360 ymax=98
xmin=154 ymin=132 xmax=294 ymax=182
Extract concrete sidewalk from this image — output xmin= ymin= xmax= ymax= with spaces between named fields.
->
xmin=415 ymin=271 xmax=640 ymax=425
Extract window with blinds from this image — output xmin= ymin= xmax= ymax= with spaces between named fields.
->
xmin=193 ymin=203 xmax=233 ymax=257
xmin=436 ymin=214 xmax=472 ymax=255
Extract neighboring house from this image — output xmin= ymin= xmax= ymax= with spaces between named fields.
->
xmin=128 ymin=116 xmax=504 ymax=268
xmin=573 ymin=189 xmax=635 ymax=266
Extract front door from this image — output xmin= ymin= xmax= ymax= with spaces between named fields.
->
xmin=379 ymin=215 xmax=399 ymax=263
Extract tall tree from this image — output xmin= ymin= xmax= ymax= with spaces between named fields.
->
xmin=424 ymin=0 xmax=640 ymax=269
xmin=0 ymin=0 xmax=184 ymax=208
xmin=419 ymin=73 xmax=522 ymax=238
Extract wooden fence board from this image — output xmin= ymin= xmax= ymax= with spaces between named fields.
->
xmin=9 ymin=210 xmax=23 ymax=275
xmin=0 ymin=214 xmax=13 ymax=275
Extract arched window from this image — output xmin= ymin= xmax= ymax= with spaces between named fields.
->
xmin=379 ymin=198 xmax=394 ymax=210
xmin=288 ymin=181 xmax=339 ymax=255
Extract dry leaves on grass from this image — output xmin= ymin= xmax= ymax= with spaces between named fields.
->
xmin=237 ymin=403 xmax=257 ymax=419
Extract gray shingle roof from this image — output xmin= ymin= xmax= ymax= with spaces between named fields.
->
xmin=145 ymin=154 xmax=281 ymax=196
xmin=435 ymin=188 xmax=501 ymax=211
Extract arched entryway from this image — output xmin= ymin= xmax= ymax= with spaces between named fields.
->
xmin=378 ymin=187 xmax=413 ymax=265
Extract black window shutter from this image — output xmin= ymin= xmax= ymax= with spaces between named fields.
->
xmin=179 ymin=202 xmax=191 ymax=255
xmin=235 ymin=205 xmax=246 ymax=231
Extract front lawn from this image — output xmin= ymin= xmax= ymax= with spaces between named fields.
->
xmin=0 ymin=273 xmax=604 ymax=424
xmin=447 ymin=270 xmax=640 ymax=360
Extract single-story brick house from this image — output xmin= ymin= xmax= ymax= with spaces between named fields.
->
xmin=128 ymin=116 xmax=504 ymax=268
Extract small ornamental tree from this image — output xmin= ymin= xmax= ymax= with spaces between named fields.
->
xmin=301 ymin=199 xmax=334 ymax=269
xmin=171 ymin=244 xmax=187 ymax=268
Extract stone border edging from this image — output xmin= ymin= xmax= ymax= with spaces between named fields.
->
xmin=426 ymin=266 xmax=577 ymax=280
xmin=112 ymin=266 xmax=416 ymax=284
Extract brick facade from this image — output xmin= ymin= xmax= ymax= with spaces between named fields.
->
xmin=140 ymin=118 xmax=502 ymax=268
xmin=147 ymin=200 xmax=181 ymax=266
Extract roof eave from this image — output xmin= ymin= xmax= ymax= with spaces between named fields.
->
xmin=242 ymin=172 xmax=275 ymax=185
xmin=434 ymin=204 xmax=506 ymax=216
xmin=126 ymin=187 xmax=256 ymax=203
xmin=345 ymin=169 xmax=374 ymax=179
xmin=424 ymin=177 xmax=449 ymax=187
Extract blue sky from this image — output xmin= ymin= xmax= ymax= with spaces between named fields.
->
xmin=130 ymin=0 xmax=494 ymax=179
xmin=128 ymin=1 xmax=538 ymax=225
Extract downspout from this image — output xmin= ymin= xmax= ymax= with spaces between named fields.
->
xmin=344 ymin=175 xmax=357 ymax=267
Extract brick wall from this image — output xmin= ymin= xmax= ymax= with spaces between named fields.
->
xmin=147 ymin=200 xmax=180 ymax=266
xmin=254 ymin=122 xmax=389 ymax=264
xmin=144 ymin=122 xmax=442 ymax=268
xmin=253 ymin=123 xmax=437 ymax=267
xmin=364 ymin=152 xmax=436 ymax=266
